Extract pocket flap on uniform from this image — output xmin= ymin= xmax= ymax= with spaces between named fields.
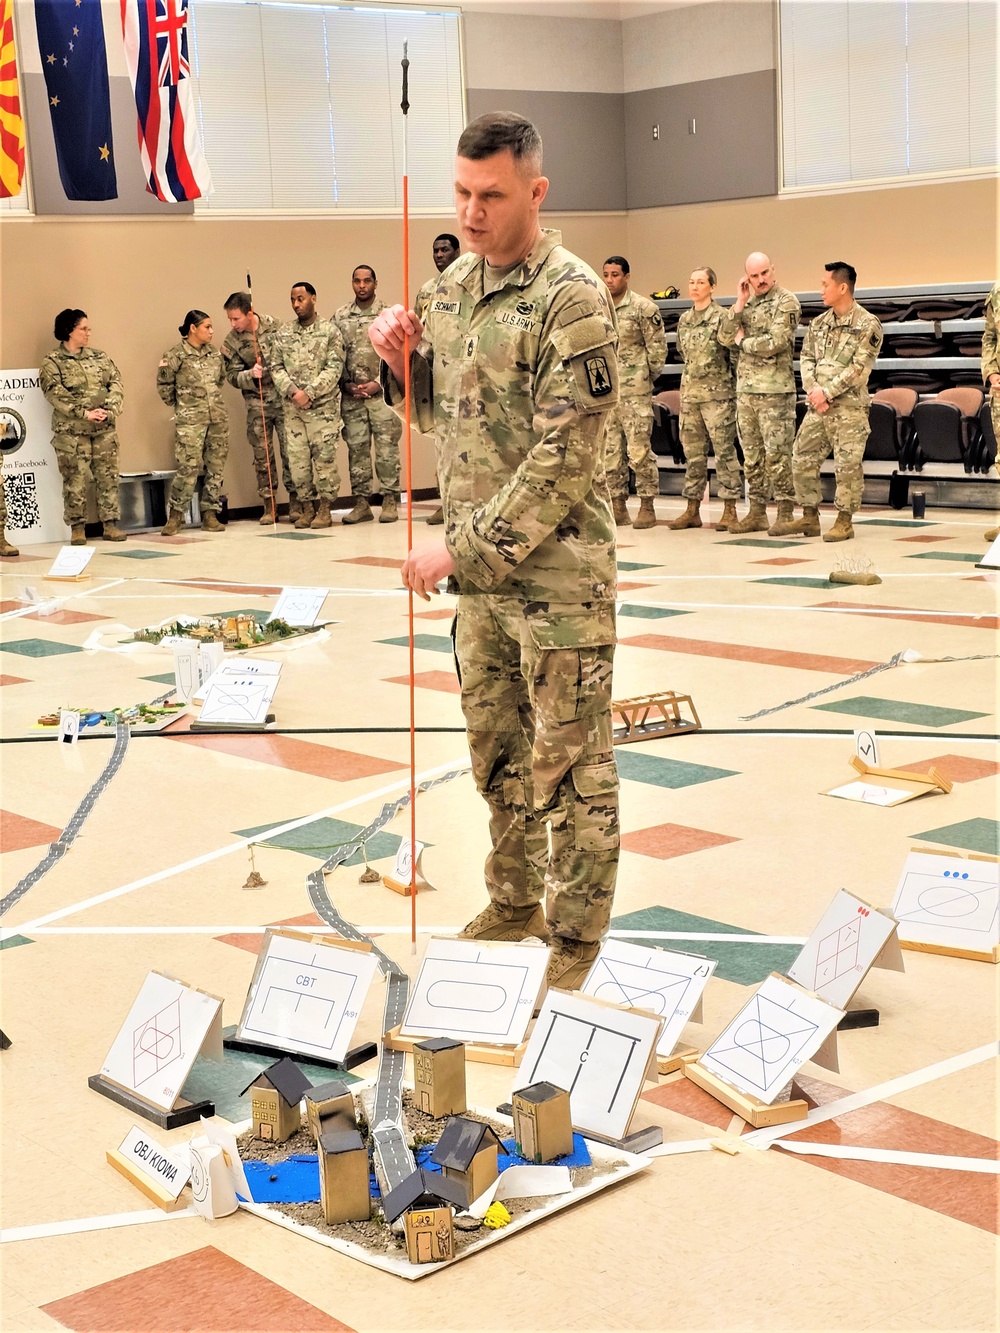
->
xmin=550 ymin=312 xmax=615 ymax=362
xmin=571 ymin=760 xmax=617 ymax=797
xmin=523 ymin=607 xmax=616 ymax=650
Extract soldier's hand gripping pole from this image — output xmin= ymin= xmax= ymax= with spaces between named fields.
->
xmin=247 ymin=270 xmax=278 ymax=525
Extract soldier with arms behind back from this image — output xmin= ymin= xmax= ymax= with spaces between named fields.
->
xmin=981 ymin=280 xmax=1000 ymax=542
xmin=414 ymin=233 xmax=461 ymax=526
xmin=157 ymin=311 xmax=229 ymax=536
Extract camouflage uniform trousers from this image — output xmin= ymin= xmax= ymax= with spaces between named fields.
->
xmin=604 ymin=396 xmax=659 ymax=499
xmin=680 ymin=397 xmax=741 ymax=501
xmin=737 ymin=392 xmax=795 ymax=503
xmin=342 ymin=398 xmax=401 ymax=497
xmin=52 ymin=431 xmax=121 ymax=524
xmin=991 ymin=387 xmax=1000 ymax=447
xmin=793 ymin=400 xmax=870 ymax=515
xmin=284 ymin=403 xmax=341 ymax=502
xmin=245 ymin=403 xmax=294 ymax=501
xmin=454 ymin=596 xmax=619 ymax=943
xmin=167 ymin=418 xmax=229 ymax=514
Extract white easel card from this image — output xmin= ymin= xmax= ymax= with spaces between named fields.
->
xmin=580 ymin=940 xmax=715 ymax=1057
xmin=192 ymin=657 xmax=280 ymax=707
xmin=271 ymin=586 xmax=329 ymax=627
xmin=516 ymin=990 xmax=663 ymax=1142
xmin=99 ymin=971 xmax=224 ymax=1112
xmin=787 ymin=889 xmax=899 ymax=1008
xmin=235 ymin=929 xmax=379 ymax=1063
xmin=45 ymin=545 xmax=94 ymax=580
xmin=824 ymin=780 xmax=922 ymax=807
xmin=198 ymin=671 xmax=279 ymax=727
xmin=976 ymin=533 xmax=1000 ymax=570
xmin=699 ymin=973 xmax=843 ymax=1106
xmin=399 ymin=937 xmax=550 ymax=1046
xmin=891 ymin=849 xmax=1000 ymax=958
xmin=853 ymin=729 xmax=880 ymax=767
xmin=172 ymin=644 xmax=200 ymax=702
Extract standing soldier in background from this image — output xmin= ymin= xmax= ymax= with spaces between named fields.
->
xmin=157 ymin=310 xmax=229 ymax=536
xmin=39 ymin=309 xmax=126 ymax=545
xmin=334 ymin=266 xmax=402 ymax=525
xmin=414 ymin=233 xmax=461 ymax=526
xmin=718 ymin=252 xmax=801 ymax=534
xmin=221 ymin=292 xmax=296 ymax=525
xmin=670 ymin=266 xmax=740 ymax=531
xmin=269 ymin=282 xmax=345 ymax=530
xmin=776 ymin=261 xmax=882 ymax=542
xmin=982 ymin=280 xmax=1000 ymax=542
xmin=0 ymin=484 xmax=16 ymax=557
xmin=601 ymin=256 xmax=666 ymax=530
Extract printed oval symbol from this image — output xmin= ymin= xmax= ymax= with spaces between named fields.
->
xmin=426 ymin=980 xmax=506 ymax=1012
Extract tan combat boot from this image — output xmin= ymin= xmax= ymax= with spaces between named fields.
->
xmin=823 ymin=510 xmax=855 ymax=542
xmin=201 ymin=510 xmax=225 ymax=533
xmin=667 ymin=499 xmax=701 ymax=530
xmin=311 ymin=498 xmax=333 ymax=529
xmin=715 ymin=500 xmax=739 ymax=532
xmin=294 ymin=500 xmax=315 ymax=529
xmin=160 ymin=510 xmax=184 ymax=537
xmin=611 ymin=495 xmax=631 ymax=526
xmin=342 ymin=496 xmax=374 ymax=525
xmin=286 ymin=495 xmax=303 ymax=525
xmin=985 ymin=526 xmax=999 ymax=542
xmin=767 ymin=501 xmax=797 ymax=536
xmin=547 ymin=938 xmax=601 ymax=992
xmin=458 ymin=903 xmax=548 ymax=943
xmin=0 ymin=535 xmax=19 ymax=557
xmin=70 ymin=523 xmax=87 ymax=545
xmin=785 ymin=506 xmax=821 ymax=537
xmin=259 ymin=504 xmax=276 ymax=526
xmin=729 ymin=499 xmax=770 ymax=534
xmin=426 ymin=505 xmax=444 ymax=526
xmin=101 ymin=521 xmax=126 ymax=542
xmin=633 ymin=497 xmax=657 ymax=529
xmin=379 ymin=494 xmax=399 ymax=524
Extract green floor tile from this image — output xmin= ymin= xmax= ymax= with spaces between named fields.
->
xmin=182 ymin=1033 xmax=361 ymax=1122
xmin=0 ymin=934 xmax=34 ymax=951
xmin=265 ymin=531 xmax=326 ymax=540
xmin=618 ymin=560 xmax=660 ymax=571
xmin=379 ymin=634 xmax=453 ymax=654
xmin=105 ymin=548 xmax=177 ymax=559
xmin=904 ymin=551 xmax=982 ymax=563
xmin=723 ymin=538 xmax=803 ymax=549
xmin=614 ymin=750 xmax=738 ymax=788
xmin=854 ymin=518 xmax=935 ymax=527
xmin=753 ymin=576 xmax=835 ymax=589
xmin=1 ymin=638 xmax=84 ymax=658
xmin=142 ymin=673 xmax=178 ymax=685
xmin=910 ymin=818 xmax=1000 ymax=856
xmin=812 ymin=695 xmax=988 ymax=728
xmin=610 ymin=906 xmax=799 ymax=986
xmin=236 ymin=817 xmax=405 ymax=866
xmin=617 ymin=604 xmax=690 ymax=620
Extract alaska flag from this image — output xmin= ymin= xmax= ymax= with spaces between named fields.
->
xmin=35 ymin=0 xmax=117 ymax=200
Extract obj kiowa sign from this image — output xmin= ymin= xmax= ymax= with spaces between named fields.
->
xmin=0 ymin=370 xmax=70 ymax=546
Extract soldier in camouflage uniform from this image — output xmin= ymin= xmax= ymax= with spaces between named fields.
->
xmin=602 ymin=256 xmax=667 ymax=530
xmin=334 ymin=266 xmax=402 ymax=525
xmin=982 ymin=281 xmax=1000 ymax=542
xmin=221 ymin=292 xmax=295 ymax=525
xmin=776 ymin=263 xmax=882 ymax=543
xmin=671 ymin=266 xmax=740 ymax=531
xmin=39 ymin=309 xmax=126 ymax=544
xmin=157 ymin=311 xmax=229 ymax=535
xmin=718 ymin=252 xmax=801 ymax=534
xmin=268 ymin=282 xmax=345 ymax=530
xmin=371 ymin=114 xmax=620 ymax=992
xmin=414 ymin=234 xmax=461 ymax=525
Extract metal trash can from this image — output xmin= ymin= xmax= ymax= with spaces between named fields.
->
xmin=119 ymin=471 xmax=201 ymax=530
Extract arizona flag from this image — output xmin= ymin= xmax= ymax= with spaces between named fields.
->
xmin=120 ymin=0 xmax=211 ymax=203
xmin=0 ymin=0 xmax=25 ymax=199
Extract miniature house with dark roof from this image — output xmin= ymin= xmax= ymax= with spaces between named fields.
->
xmin=429 ymin=1115 xmax=508 ymax=1207
xmin=381 ymin=1167 xmax=467 ymax=1267
xmin=413 ymin=1036 xmax=466 ymax=1119
xmin=240 ymin=1057 xmax=312 ymax=1142
xmin=317 ymin=1128 xmax=370 ymax=1224
xmin=512 ymin=1080 xmax=573 ymax=1163
xmin=304 ymin=1078 xmax=356 ymax=1142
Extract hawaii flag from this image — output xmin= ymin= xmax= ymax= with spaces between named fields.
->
xmin=120 ymin=0 xmax=211 ymax=202
xmin=0 ymin=0 xmax=25 ymax=198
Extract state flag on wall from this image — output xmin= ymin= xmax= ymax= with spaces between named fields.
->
xmin=34 ymin=0 xmax=118 ymax=200
xmin=120 ymin=0 xmax=212 ymax=203
xmin=0 ymin=0 xmax=25 ymax=199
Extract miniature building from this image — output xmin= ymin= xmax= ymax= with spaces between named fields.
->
xmin=404 ymin=1206 xmax=454 ymax=1265
xmin=512 ymin=1081 xmax=573 ymax=1164
xmin=304 ymin=1079 xmax=356 ymax=1141
xmin=317 ymin=1129 xmax=370 ymax=1224
xmin=381 ymin=1167 xmax=466 ymax=1265
xmin=429 ymin=1116 xmax=507 ymax=1208
xmin=240 ymin=1057 xmax=312 ymax=1143
xmin=413 ymin=1037 xmax=466 ymax=1119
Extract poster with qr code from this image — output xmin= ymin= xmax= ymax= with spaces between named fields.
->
xmin=0 ymin=370 xmax=71 ymax=545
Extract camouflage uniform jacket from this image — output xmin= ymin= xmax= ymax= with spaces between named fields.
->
xmin=156 ymin=341 xmax=227 ymax=422
xmin=334 ymin=297 xmax=385 ymax=390
xmin=676 ymin=301 xmax=735 ymax=403
xmin=614 ymin=288 xmax=667 ymax=397
xmin=268 ymin=317 xmax=345 ymax=410
xmin=414 ymin=275 xmax=438 ymax=324
xmin=718 ymin=285 xmax=801 ymax=393
xmin=221 ymin=312 xmax=283 ymax=407
xmin=800 ymin=303 xmax=883 ymax=404
xmin=982 ymin=281 xmax=1000 ymax=383
xmin=39 ymin=345 xmax=124 ymax=435
xmin=385 ymin=229 xmax=620 ymax=622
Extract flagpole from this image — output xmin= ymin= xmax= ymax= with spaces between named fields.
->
xmin=246 ymin=270 xmax=277 ymax=527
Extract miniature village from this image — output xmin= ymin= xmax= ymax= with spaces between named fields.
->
xmin=126 ymin=613 xmax=304 ymax=649
xmin=37 ymin=698 xmax=184 ymax=728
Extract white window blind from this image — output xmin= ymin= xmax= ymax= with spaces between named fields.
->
xmin=779 ymin=0 xmax=997 ymax=191
xmin=188 ymin=0 xmax=464 ymax=212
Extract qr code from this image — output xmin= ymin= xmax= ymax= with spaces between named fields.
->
xmin=3 ymin=472 xmax=41 ymax=530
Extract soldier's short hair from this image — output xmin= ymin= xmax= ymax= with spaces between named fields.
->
xmin=603 ymin=256 xmax=629 ymax=275
xmin=457 ymin=113 xmax=542 ymax=174
xmin=825 ymin=261 xmax=857 ymax=292
xmin=434 ymin=233 xmax=460 ymax=251
xmin=224 ymin=292 xmax=253 ymax=315
xmin=291 ymin=281 xmax=317 ymax=296
xmin=692 ymin=265 xmax=717 ymax=286
xmin=54 ymin=308 xmax=87 ymax=342
xmin=353 ymin=265 xmax=377 ymax=281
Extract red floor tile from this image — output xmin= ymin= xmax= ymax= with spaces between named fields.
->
xmin=617 ymin=580 xmax=655 ymax=592
xmin=167 ymin=732 xmax=405 ymax=780
xmin=42 ymin=1245 xmax=355 ymax=1332
xmin=0 ymin=810 xmax=62 ymax=852
xmin=752 ymin=557 xmax=814 ymax=566
xmin=892 ymin=754 xmax=1000 ymax=783
xmin=0 ymin=600 xmax=21 ymax=612
xmin=0 ymin=674 xmax=29 ymax=686
xmin=642 ymin=1077 xmax=736 ymax=1131
xmin=815 ymin=600 xmax=999 ymax=631
xmin=22 ymin=609 xmax=109 ymax=625
xmin=413 ymin=608 xmax=455 ymax=620
xmin=385 ymin=670 xmax=461 ymax=695
xmin=336 ymin=556 xmax=405 ymax=569
xmin=896 ymin=535 xmax=954 ymax=543
xmin=217 ymin=911 xmax=327 ymax=954
xmin=174 ymin=579 xmax=282 ymax=595
xmin=619 ymin=633 xmax=880 ymax=674
xmin=621 ymin=822 xmax=739 ymax=859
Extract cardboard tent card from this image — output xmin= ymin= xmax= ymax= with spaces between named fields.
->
xmin=197 ymin=668 xmax=280 ymax=727
xmin=45 ymin=545 xmax=95 ymax=580
xmin=191 ymin=656 xmax=280 ymax=707
xmin=824 ymin=755 xmax=953 ymax=806
xmin=580 ymin=939 xmax=714 ymax=1058
xmin=787 ymin=888 xmax=902 ymax=1008
xmin=271 ymin=586 xmax=329 ymax=627
xmin=891 ymin=848 xmax=1000 ymax=962
xmin=975 ymin=532 xmax=1000 ymax=571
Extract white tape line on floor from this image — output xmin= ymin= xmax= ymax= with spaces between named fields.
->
xmin=774 ymin=1141 xmax=1000 ymax=1173
xmin=1 ymin=1207 xmax=198 ymax=1243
